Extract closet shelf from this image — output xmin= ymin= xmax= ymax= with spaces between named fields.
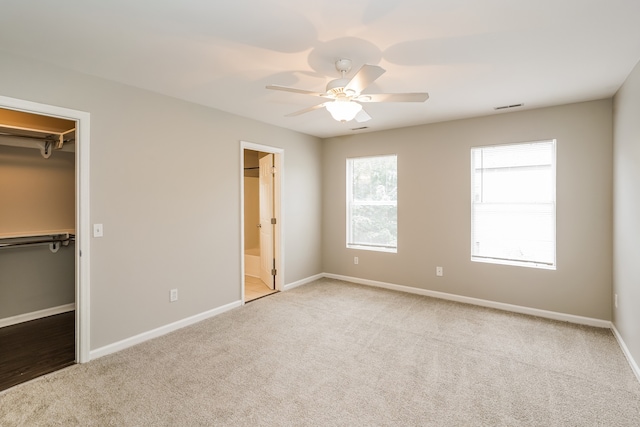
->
xmin=0 ymin=123 xmax=76 ymax=157
xmin=0 ymin=229 xmax=75 ymax=240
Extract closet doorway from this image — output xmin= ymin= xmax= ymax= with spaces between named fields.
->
xmin=0 ymin=97 xmax=90 ymax=391
xmin=241 ymin=141 xmax=283 ymax=303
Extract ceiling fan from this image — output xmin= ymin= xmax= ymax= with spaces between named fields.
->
xmin=266 ymin=59 xmax=429 ymax=123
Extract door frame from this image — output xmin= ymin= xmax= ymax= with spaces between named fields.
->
xmin=240 ymin=141 xmax=284 ymax=303
xmin=0 ymin=95 xmax=91 ymax=363
xmin=258 ymin=153 xmax=275 ymax=289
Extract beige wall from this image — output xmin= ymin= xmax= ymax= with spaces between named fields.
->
xmin=0 ymin=51 xmax=323 ymax=350
xmin=0 ymin=146 xmax=75 ymax=235
xmin=0 ymin=244 xmax=75 ymax=318
xmin=613 ymin=59 xmax=640 ymax=367
xmin=323 ymin=100 xmax=613 ymax=320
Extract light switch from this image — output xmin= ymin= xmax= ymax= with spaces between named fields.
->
xmin=93 ymin=223 xmax=104 ymax=238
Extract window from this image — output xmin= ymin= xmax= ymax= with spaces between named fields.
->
xmin=347 ymin=155 xmax=397 ymax=252
xmin=471 ymin=140 xmax=556 ymax=269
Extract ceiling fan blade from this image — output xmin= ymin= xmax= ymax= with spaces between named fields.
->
xmin=356 ymin=93 xmax=430 ymax=103
xmin=344 ymin=64 xmax=385 ymax=94
xmin=355 ymin=108 xmax=371 ymax=123
xmin=266 ymin=84 xmax=326 ymax=97
xmin=285 ymin=103 xmax=326 ymax=117
xmin=355 ymin=108 xmax=372 ymax=123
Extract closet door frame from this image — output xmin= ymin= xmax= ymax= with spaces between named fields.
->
xmin=0 ymin=95 xmax=91 ymax=364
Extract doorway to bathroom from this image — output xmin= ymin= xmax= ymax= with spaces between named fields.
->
xmin=241 ymin=141 xmax=283 ymax=303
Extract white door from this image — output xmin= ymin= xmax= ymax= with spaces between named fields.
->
xmin=259 ymin=154 xmax=275 ymax=289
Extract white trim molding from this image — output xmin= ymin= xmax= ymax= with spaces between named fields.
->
xmin=91 ymin=272 xmax=322 ymax=361
xmin=323 ymin=273 xmax=611 ymax=328
xmin=0 ymin=303 xmax=75 ymax=329
xmin=89 ymin=300 xmax=242 ymax=360
xmin=611 ymin=324 xmax=640 ymax=384
xmin=320 ymin=274 xmax=639 ymax=384
xmin=284 ymin=273 xmax=324 ymax=291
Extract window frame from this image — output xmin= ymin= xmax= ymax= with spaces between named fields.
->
xmin=346 ymin=154 xmax=398 ymax=253
xmin=470 ymin=140 xmax=557 ymax=270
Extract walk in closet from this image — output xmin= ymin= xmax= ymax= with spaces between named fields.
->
xmin=0 ymin=107 xmax=76 ymax=391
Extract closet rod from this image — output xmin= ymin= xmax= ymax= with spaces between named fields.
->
xmin=1 ymin=131 xmax=51 ymax=140
xmin=0 ymin=234 xmax=75 ymax=251
xmin=0 ymin=132 xmax=74 ymax=144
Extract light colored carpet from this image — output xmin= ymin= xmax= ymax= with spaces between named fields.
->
xmin=1 ymin=278 xmax=639 ymax=426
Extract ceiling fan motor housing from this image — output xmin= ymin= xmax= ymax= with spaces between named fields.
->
xmin=326 ymin=78 xmax=355 ymax=98
xmin=335 ymin=58 xmax=352 ymax=74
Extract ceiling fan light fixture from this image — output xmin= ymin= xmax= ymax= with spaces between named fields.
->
xmin=325 ymin=100 xmax=362 ymax=122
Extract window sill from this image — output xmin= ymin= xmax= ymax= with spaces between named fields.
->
xmin=348 ymin=245 xmax=397 ymax=254
xmin=471 ymin=256 xmax=556 ymax=270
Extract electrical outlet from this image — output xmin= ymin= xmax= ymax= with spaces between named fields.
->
xmin=170 ymin=289 xmax=178 ymax=302
xmin=615 ymin=293 xmax=618 ymax=308
xmin=354 ymin=256 xmax=359 ymax=265
xmin=436 ymin=266 xmax=443 ymax=277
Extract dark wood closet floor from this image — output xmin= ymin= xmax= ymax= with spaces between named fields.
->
xmin=0 ymin=311 xmax=75 ymax=392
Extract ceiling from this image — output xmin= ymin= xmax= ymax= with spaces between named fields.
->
xmin=1 ymin=0 xmax=640 ymax=139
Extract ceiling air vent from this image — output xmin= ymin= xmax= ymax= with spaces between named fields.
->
xmin=351 ymin=126 xmax=369 ymax=131
xmin=494 ymin=103 xmax=524 ymax=111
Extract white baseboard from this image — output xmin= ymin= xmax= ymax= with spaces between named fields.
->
xmin=284 ymin=273 xmax=324 ymax=291
xmin=90 ymin=273 xmax=324 ymax=361
xmin=89 ymin=300 xmax=242 ymax=360
xmin=321 ymin=274 xmax=639 ymax=385
xmin=323 ymin=273 xmax=611 ymax=329
xmin=611 ymin=323 xmax=640 ymax=383
xmin=0 ymin=303 xmax=75 ymax=328
xmin=85 ymin=273 xmax=638 ymax=387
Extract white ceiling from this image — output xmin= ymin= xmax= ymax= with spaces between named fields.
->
xmin=1 ymin=0 xmax=639 ymax=138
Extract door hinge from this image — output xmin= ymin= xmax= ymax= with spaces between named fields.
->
xmin=271 ymin=218 xmax=277 ymax=225
xmin=271 ymin=268 xmax=277 ymax=276
xmin=271 ymin=166 xmax=276 ymax=175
